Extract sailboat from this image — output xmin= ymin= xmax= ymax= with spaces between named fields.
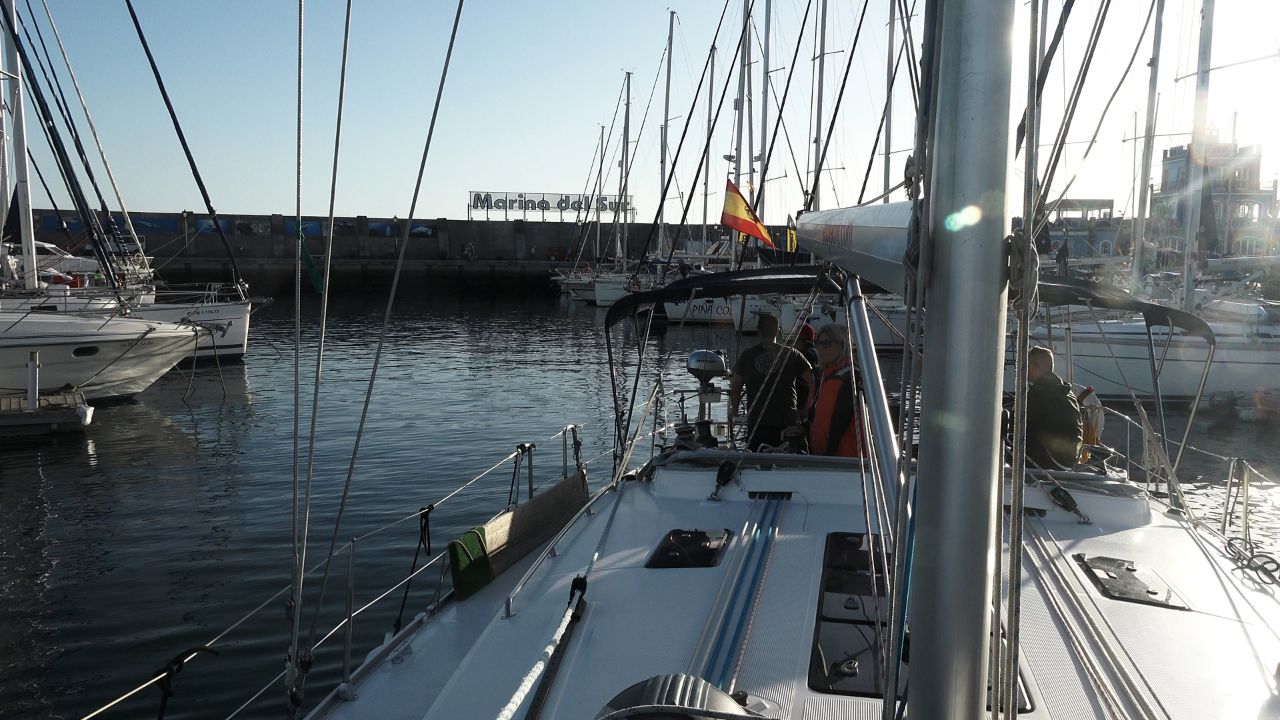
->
xmin=0 ymin=2 xmax=195 ymax=402
xmin=0 ymin=311 xmax=196 ymax=400
xmin=0 ymin=0 xmax=254 ymax=361
xmin=79 ymin=1 xmax=1280 ymax=718
xmin=1050 ymin=0 xmax=1280 ymax=400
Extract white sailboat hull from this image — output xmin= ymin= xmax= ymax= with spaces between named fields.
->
xmin=664 ymin=296 xmax=769 ymax=330
xmin=1036 ymin=319 xmax=1280 ymax=400
xmin=0 ymin=292 xmax=250 ymax=359
xmin=0 ymin=313 xmax=196 ymax=400
xmin=591 ymin=276 xmax=629 ymax=308
xmin=129 ymin=300 xmax=252 ymax=359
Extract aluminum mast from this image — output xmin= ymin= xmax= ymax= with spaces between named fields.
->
xmin=883 ymin=0 xmax=894 ymax=202
xmin=757 ymin=0 xmax=771 ymax=216
xmin=660 ymin=10 xmax=674 ymax=254
xmin=704 ymin=45 xmax=715 ymax=244
xmin=811 ymin=0 xmax=828 ymax=210
xmin=596 ymin=124 xmax=604 ymax=260
xmin=733 ymin=0 xmax=748 ymax=189
xmin=5 ymin=0 xmax=36 ymax=290
xmin=907 ymin=0 xmax=1015 ymax=717
xmin=1180 ymin=0 xmax=1214 ymax=313
xmin=1132 ymin=0 xmax=1167 ymax=290
xmin=619 ymin=71 xmax=632 ymax=262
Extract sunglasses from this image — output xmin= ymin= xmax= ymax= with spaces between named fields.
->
xmin=816 ymin=339 xmax=838 ymax=348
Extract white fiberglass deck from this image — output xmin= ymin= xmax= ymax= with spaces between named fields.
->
xmin=310 ymin=454 xmax=1280 ymax=720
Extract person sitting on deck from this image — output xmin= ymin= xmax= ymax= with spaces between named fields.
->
xmin=808 ymin=324 xmax=865 ymax=458
xmin=1025 ymin=346 xmax=1083 ymax=469
xmin=729 ymin=313 xmax=814 ymax=451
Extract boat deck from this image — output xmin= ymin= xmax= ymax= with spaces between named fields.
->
xmin=310 ymin=454 xmax=1280 ymax=720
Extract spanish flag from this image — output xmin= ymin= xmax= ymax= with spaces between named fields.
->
xmin=720 ymin=179 xmax=774 ymax=248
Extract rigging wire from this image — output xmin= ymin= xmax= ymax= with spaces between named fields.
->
xmin=1015 ymin=0 xmax=1078 ymax=156
xmin=804 ymin=0 xmax=871 ymax=212
xmin=753 ymin=0 xmax=815 ymax=213
xmin=615 ymin=0 xmax=762 ymax=457
xmin=857 ymin=0 xmax=917 ymax=205
xmin=285 ymin=0 xmax=306 ymax=714
xmin=1035 ymin=0 xmax=1111 ymax=209
xmin=0 ymin=1 xmax=121 ymax=293
xmin=15 ymin=9 xmax=110 ymax=226
xmin=299 ymin=0 xmax=355 ymax=672
xmin=882 ymin=0 xmax=945 ymax=715
xmin=285 ymin=1 xmax=469 ymax=711
xmin=122 ymin=0 xmax=246 ymax=294
xmin=563 ymin=83 xmax=626 ymax=264
xmin=615 ymin=43 xmax=669 ymax=270
xmin=1037 ymin=0 xmax=1157 ymax=224
xmin=35 ymin=0 xmax=143 ymax=246
xmin=597 ymin=27 xmax=737 ymax=425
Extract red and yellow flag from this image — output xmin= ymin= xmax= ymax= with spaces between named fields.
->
xmin=720 ymin=179 xmax=774 ymax=248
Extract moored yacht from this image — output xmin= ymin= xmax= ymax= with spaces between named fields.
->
xmin=0 ymin=311 xmax=196 ymax=400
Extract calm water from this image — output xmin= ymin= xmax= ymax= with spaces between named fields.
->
xmin=0 ymin=293 xmax=1276 ymax=719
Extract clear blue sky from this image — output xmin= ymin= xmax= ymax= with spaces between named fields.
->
xmin=21 ymin=0 xmax=1280 ymax=225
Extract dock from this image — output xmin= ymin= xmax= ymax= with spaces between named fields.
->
xmin=0 ymin=390 xmax=93 ymax=436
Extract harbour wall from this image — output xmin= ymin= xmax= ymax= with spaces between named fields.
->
xmin=31 ymin=210 xmax=770 ymax=294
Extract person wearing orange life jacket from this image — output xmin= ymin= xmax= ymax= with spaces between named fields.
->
xmin=808 ymin=324 xmax=864 ymax=458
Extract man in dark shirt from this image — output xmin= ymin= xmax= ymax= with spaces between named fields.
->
xmin=729 ymin=313 xmax=815 ymax=451
xmin=1025 ymin=346 xmax=1083 ymax=469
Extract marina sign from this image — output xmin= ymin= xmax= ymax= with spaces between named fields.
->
xmin=467 ymin=191 xmax=633 ymax=221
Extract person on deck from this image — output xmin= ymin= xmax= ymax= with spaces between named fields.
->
xmin=1025 ymin=346 xmax=1083 ymax=469
xmin=808 ymin=325 xmax=864 ymax=458
xmin=729 ymin=313 xmax=814 ymax=451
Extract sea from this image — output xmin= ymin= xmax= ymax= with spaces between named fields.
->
xmin=1 ymin=292 xmax=1277 ymax=720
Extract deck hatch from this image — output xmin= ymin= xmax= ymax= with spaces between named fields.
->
xmin=645 ymin=528 xmax=733 ymax=569
xmin=1073 ymin=553 xmax=1189 ymax=610
xmin=810 ymin=533 xmax=1033 ymax=711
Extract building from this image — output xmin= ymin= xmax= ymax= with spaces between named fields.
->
xmin=1150 ymin=140 xmax=1279 ymax=257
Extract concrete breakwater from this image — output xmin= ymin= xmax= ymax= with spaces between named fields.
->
xmin=32 ymin=210 xmax=755 ymax=293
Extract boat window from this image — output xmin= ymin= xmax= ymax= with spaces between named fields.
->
xmin=73 ymin=346 xmax=100 ymax=358
xmin=1073 ymin=554 xmax=1189 ymax=610
xmin=645 ymin=529 xmax=732 ymax=569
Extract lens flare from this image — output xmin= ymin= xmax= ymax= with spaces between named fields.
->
xmin=944 ymin=205 xmax=983 ymax=231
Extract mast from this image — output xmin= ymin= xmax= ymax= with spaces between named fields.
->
xmin=596 ymin=124 xmax=604 ymax=261
xmin=757 ymin=0 xmax=771 ymax=216
xmin=660 ymin=10 xmax=673 ymax=255
xmin=5 ymin=0 xmax=36 ymax=290
xmin=620 ymin=71 xmax=631 ymax=264
xmin=734 ymin=0 xmax=747 ymax=190
xmin=1132 ymin=0 xmax=1166 ymax=290
xmin=907 ymin=0 xmax=1015 ymax=718
xmin=1180 ymin=0 xmax=1214 ymax=313
xmin=882 ymin=0 xmax=894 ymax=201
xmin=811 ymin=0 xmax=828 ymax=210
xmin=704 ymin=45 xmax=714 ymax=244
xmin=745 ymin=17 xmax=755 ymax=202
xmin=1225 ymin=111 xmax=1236 ymax=255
